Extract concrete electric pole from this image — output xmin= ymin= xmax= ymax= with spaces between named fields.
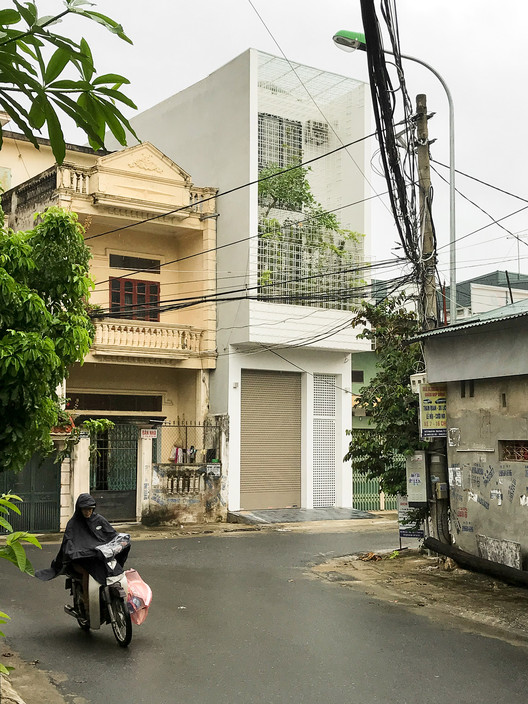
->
xmin=415 ymin=93 xmax=449 ymax=543
xmin=416 ymin=93 xmax=437 ymax=331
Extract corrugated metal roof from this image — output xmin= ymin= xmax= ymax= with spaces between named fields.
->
xmin=414 ymin=298 xmax=528 ymax=340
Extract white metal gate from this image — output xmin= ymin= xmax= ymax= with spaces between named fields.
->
xmin=313 ymin=373 xmax=336 ymax=507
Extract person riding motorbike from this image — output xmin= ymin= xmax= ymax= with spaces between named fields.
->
xmin=36 ymin=493 xmax=130 ymax=616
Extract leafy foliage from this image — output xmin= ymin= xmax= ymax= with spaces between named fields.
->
xmin=55 ymin=416 xmax=115 ymax=464
xmin=258 ymin=160 xmax=352 ymax=238
xmin=0 ymin=0 xmax=137 ymax=162
xmin=0 ymin=493 xmax=41 ymax=675
xmin=345 ymin=294 xmax=426 ymax=494
xmin=0 ymin=207 xmax=94 ymax=472
xmin=258 ymin=161 xmax=363 ymax=307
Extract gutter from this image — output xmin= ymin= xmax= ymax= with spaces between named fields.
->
xmin=424 ymin=537 xmax=528 ymax=588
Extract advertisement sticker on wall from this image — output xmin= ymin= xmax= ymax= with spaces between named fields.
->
xmin=419 ymin=383 xmax=447 ymax=440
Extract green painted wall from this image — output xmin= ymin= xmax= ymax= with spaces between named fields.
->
xmin=351 ymin=350 xmax=377 ymax=430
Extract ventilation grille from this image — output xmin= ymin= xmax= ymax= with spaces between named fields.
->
xmin=313 ymin=374 xmax=336 ymax=417
xmin=313 ymin=374 xmax=336 ymax=508
xmin=313 ymin=419 xmax=336 ymax=507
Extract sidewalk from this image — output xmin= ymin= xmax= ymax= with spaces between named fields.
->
xmin=32 ymin=510 xmax=399 ymax=544
xmin=312 ymin=548 xmax=528 ymax=646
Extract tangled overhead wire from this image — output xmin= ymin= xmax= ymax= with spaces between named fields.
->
xmin=360 ymin=0 xmax=420 ymax=270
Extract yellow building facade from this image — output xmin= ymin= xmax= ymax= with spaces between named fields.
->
xmin=1 ymin=130 xmax=218 ymax=524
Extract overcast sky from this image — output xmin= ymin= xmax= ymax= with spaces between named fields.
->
xmin=39 ymin=0 xmax=528 ymax=288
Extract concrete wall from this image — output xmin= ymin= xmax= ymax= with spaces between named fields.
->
xmin=0 ymin=135 xmax=97 ymax=189
xmin=424 ymin=320 xmax=528 ymax=382
xmin=147 ymin=464 xmax=226 ymax=524
xmin=470 ymin=283 xmax=528 ymax=313
xmin=446 ymin=374 xmax=528 ymax=566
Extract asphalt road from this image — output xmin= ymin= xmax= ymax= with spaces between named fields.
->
xmin=2 ymin=528 xmax=528 ymax=704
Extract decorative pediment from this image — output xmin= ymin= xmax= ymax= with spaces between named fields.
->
xmin=96 ymin=142 xmax=191 ymax=186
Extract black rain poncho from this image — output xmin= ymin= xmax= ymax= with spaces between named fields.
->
xmin=36 ymin=493 xmax=130 ymax=584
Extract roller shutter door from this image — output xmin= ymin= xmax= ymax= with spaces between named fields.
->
xmin=240 ymin=369 xmax=301 ymax=509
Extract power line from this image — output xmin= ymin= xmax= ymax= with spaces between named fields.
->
xmin=431 ymin=159 xmax=528 ymax=204
xmin=93 ymin=258 xmax=405 ymax=318
xmin=93 ymin=192 xmax=385 ymax=289
xmin=430 ymin=163 xmax=524 ymax=246
xmin=437 ymin=204 xmax=528 ymax=252
xmin=93 ymin=252 xmax=402 ymax=300
xmin=85 ymin=131 xmax=378 ymax=243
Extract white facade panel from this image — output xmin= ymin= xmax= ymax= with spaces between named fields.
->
xmin=234 ymin=300 xmax=371 ymax=352
xmin=471 ymin=283 xmax=528 ymax=313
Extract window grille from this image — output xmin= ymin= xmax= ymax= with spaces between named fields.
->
xmin=257 ymin=230 xmax=362 ymax=311
xmin=499 ymin=441 xmax=528 ymax=462
xmin=304 ymin=120 xmax=329 ymax=147
xmin=258 ymin=113 xmax=302 ymax=169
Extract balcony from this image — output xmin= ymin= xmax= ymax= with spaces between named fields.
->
xmin=88 ymin=319 xmax=215 ymax=368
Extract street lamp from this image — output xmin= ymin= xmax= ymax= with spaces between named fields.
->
xmin=333 ymin=29 xmax=457 ymax=324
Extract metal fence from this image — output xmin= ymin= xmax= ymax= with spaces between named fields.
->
xmin=352 ymin=471 xmax=398 ymax=512
xmin=350 ymin=429 xmax=402 ymax=511
xmin=152 ymin=420 xmax=221 ymax=466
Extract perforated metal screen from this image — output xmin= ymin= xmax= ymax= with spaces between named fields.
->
xmin=313 ymin=374 xmax=336 ymax=507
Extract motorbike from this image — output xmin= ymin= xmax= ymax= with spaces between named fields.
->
xmin=63 ymin=534 xmax=133 ymax=647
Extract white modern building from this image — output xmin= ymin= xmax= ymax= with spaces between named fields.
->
xmin=120 ymin=50 xmax=372 ymax=511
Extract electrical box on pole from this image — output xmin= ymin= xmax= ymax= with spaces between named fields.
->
xmin=406 ymin=451 xmax=428 ymax=506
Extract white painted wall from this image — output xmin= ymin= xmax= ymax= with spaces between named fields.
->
xmin=226 ymin=346 xmax=352 ymax=510
xmin=228 ymin=300 xmax=372 ymax=351
xmin=470 ymin=283 xmax=528 ymax=313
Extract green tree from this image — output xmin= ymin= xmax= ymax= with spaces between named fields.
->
xmin=0 ymin=493 xmax=42 ymax=675
xmin=258 ymin=160 xmax=352 ymax=241
xmin=258 ymin=161 xmax=362 ymax=307
xmin=0 ymin=206 xmax=94 ymax=473
xmin=345 ymin=294 xmax=425 ymax=494
xmin=0 ymin=0 xmax=137 ymax=163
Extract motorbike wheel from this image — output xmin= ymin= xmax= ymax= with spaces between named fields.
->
xmin=111 ymin=594 xmax=132 ymax=647
xmin=73 ymin=583 xmax=90 ymax=631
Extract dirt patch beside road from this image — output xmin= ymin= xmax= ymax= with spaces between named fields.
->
xmin=313 ymin=549 xmax=528 ymax=647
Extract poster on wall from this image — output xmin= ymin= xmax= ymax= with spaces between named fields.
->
xmin=419 ymin=383 xmax=447 ymax=440
xmin=398 ymin=495 xmax=425 ymax=539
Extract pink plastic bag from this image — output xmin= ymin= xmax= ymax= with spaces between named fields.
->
xmin=125 ymin=568 xmax=152 ymax=625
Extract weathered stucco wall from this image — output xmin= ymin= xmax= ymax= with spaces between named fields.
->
xmin=446 ymin=375 xmax=528 ymax=566
xmin=146 ymin=463 xmax=226 ymax=524
xmin=425 ymin=321 xmax=528 ymax=382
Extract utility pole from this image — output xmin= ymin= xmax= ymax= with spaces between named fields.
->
xmin=415 ymin=94 xmax=449 ymax=543
xmin=416 ymin=93 xmax=437 ymax=331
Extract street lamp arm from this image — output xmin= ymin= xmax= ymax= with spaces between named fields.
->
xmin=396 ymin=51 xmax=456 ymax=324
xmin=333 ymin=28 xmax=457 ymax=323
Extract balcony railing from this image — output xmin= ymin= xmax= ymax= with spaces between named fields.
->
xmin=92 ymin=319 xmax=204 ymax=357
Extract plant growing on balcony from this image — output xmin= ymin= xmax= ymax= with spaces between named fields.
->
xmin=258 ymin=160 xmax=362 ymax=307
xmin=0 ymin=206 xmax=94 ymax=472
xmin=0 ymin=0 xmax=137 ymax=163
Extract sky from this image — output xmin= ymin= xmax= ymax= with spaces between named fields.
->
xmin=37 ymin=0 xmax=528 ymax=290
